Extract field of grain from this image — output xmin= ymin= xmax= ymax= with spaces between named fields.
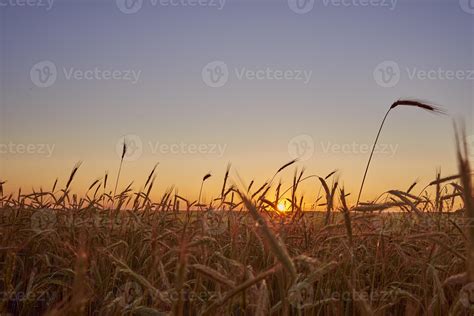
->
xmin=0 ymin=187 xmax=473 ymax=315
xmin=1 ymin=190 xmax=473 ymax=315
xmin=1 ymin=125 xmax=473 ymax=315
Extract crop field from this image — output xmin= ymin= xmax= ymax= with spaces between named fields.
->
xmin=0 ymin=109 xmax=472 ymax=316
xmin=1 ymin=129 xmax=474 ymax=316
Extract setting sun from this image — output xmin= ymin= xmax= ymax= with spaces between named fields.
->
xmin=277 ymin=201 xmax=289 ymax=212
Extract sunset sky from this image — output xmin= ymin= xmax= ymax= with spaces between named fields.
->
xmin=0 ymin=0 xmax=473 ymax=205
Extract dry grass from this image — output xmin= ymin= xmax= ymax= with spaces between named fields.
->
xmin=1 ymin=127 xmax=474 ymax=315
xmin=1 ymin=174 xmax=473 ymax=315
xmin=356 ymin=99 xmax=445 ymax=206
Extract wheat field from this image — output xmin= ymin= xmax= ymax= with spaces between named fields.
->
xmin=1 ymin=127 xmax=474 ymax=316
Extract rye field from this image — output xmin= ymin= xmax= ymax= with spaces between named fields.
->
xmin=1 ymin=121 xmax=474 ymax=315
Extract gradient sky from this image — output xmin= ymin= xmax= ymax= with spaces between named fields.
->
xmin=0 ymin=0 xmax=473 ymax=205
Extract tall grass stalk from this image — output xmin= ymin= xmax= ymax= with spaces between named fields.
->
xmin=198 ymin=173 xmax=212 ymax=206
xmin=356 ymin=100 xmax=444 ymax=206
xmin=113 ymin=140 xmax=127 ymax=203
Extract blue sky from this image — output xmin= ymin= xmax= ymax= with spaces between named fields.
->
xmin=0 ymin=0 xmax=473 ymax=203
